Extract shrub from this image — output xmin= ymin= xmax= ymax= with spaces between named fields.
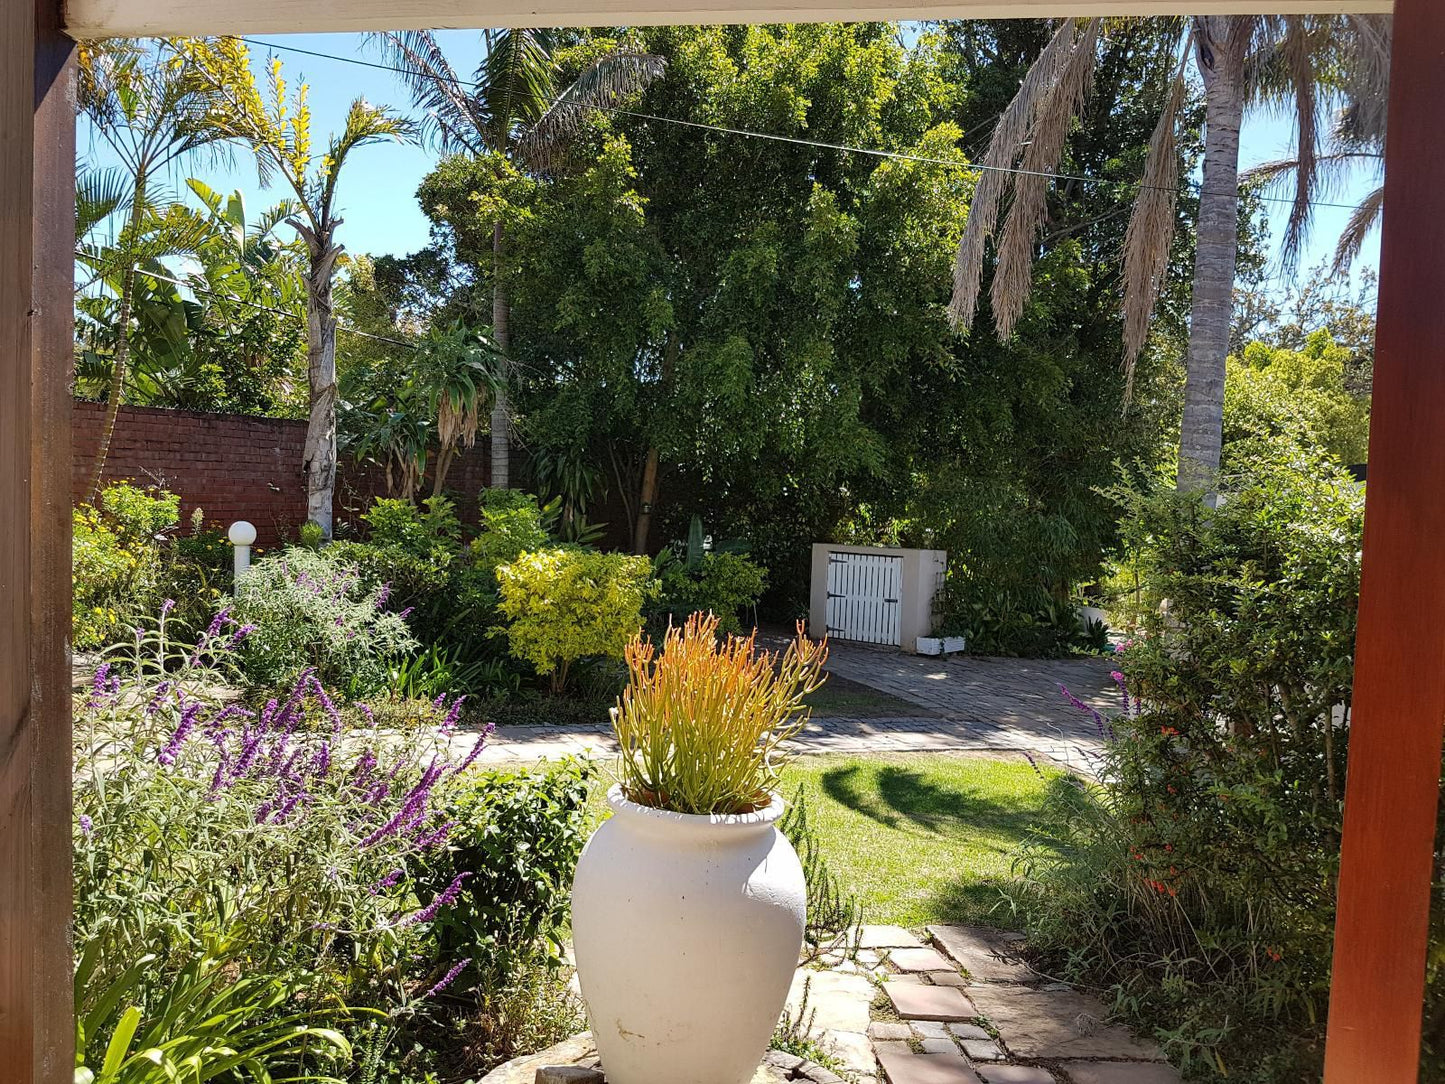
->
xmin=1006 ymin=441 xmax=1363 ymax=1081
xmin=473 ymin=489 xmax=550 ymax=571
xmin=72 ymin=483 xmax=180 ymax=650
xmin=612 ymin=614 xmax=828 ymax=815
xmin=496 ymin=548 xmax=653 ymax=693
xmin=423 ymin=759 xmax=594 ymax=988
xmin=364 ymin=496 xmax=461 ymax=558
xmin=229 ymin=546 xmax=418 ymax=693
xmin=651 ymin=551 xmax=768 ymax=635
xmin=74 ymin=609 xmax=491 ymax=1083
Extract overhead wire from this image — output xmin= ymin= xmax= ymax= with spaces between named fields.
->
xmin=236 ymin=33 xmax=1371 ymax=214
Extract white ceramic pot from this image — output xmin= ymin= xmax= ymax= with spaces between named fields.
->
xmin=571 ymin=785 xmax=806 ymax=1084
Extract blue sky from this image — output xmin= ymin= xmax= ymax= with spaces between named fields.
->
xmin=78 ymin=30 xmax=1382 ymax=296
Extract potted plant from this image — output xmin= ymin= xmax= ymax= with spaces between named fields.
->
xmin=571 ymin=613 xmax=827 ymax=1084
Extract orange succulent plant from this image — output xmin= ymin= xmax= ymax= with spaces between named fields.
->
xmin=612 ymin=613 xmax=828 ymax=815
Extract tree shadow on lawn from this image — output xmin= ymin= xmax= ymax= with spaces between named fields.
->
xmin=819 ymin=762 xmax=1045 ymax=838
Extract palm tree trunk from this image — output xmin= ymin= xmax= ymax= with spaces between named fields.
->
xmin=632 ymin=332 xmax=677 ymax=554
xmin=1178 ymin=17 xmax=1246 ymax=493
xmin=490 ymin=220 xmax=511 ymax=489
xmin=297 ymin=221 xmax=342 ymax=539
xmin=85 ymin=176 xmax=148 ymax=503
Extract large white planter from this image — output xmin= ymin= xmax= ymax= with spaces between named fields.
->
xmin=571 ymin=785 xmax=806 ymax=1084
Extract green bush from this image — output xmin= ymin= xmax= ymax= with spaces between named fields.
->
xmin=229 ymin=546 xmax=418 ymax=693
xmin=423 ymin=759 xmax=594 ymax=988
xmin=496 ymin=548 xmax=653 ymax=693
xmin=72 ymin=483 xmax=180 ymax=650
xmin=651 ymin=550 xmax=768 ymax=635
xmin=364 ymin=495 xmax=461 ymax=557
xmin=473 ymin=489 xmax=550 ymax=571
xmin=1007 ymin=441 xmax=1363 ymax=1081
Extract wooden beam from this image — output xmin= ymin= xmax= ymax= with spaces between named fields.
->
xmin=64 ymin=0 xmax=1391 ymax=40
xmin=1323 ymin=1 xmax=1445 ymax=1080
xmin=0 ymin=0 xmax=74 ymax=1081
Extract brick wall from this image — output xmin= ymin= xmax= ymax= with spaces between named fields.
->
xmin=72 ymin=401 xmax=494 ymax=546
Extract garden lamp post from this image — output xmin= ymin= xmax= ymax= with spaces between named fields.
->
xmin=228 ymin=520 xmax=256 ymax=581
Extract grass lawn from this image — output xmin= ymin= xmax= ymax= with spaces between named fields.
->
xmin=779 ymin=751 xmax=1058 ymax=929
xmin=581 ymin=750 xmax=1060 ymax=930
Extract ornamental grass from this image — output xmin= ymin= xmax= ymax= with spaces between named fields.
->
xmin=612 ymin=612 xmax=828 ymax=815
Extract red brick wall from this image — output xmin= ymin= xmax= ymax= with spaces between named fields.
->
xmin=72 ymin=401 xmax=495 ymax=546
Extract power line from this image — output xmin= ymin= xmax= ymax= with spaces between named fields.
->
xmin=237 ymin=33 xmax=1372 ymax=214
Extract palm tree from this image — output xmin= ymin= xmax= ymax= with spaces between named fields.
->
xmin=180 ymin=38 xmax=416 ymax=538
xmin=1247 ymin=16 xmax=1390 ymax=275
xmin=76 ymin=39 xmax=228 ymax=500
xmin=950 ymin=16 xmax=1380 ymax=492
xmin=371 ymin=30 xmax=665 ymax=489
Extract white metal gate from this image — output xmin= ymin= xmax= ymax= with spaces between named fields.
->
xmin=824 ymin=551 xmax=903 ymax=646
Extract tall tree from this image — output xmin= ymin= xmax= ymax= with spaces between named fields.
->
xmin=950 ymin=16 xmax=1377 ymax=492
xmin=371 ymin=29 xmax=664 ymax=490
xmin=75 ymin=39 xmax=227 ymax=500
xmin=181 ymin=38 xmax=415 ymax=538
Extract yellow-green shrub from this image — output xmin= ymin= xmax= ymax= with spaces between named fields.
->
xmin=72 ymin=483 xmax=181 ymax=650
xmin=495 ymin=548 xmax=653 ymax=692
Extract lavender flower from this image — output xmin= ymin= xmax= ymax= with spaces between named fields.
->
xmin=439 ymin=695 xmax=466 ymax=734
xmin=78 ymin=814 xmax=93 ymax=835
xmin=452 ymin=725 xmax=494 ymax=775
xmin=368 ymin=868 xmax=405 ymax=895
xmin=87 ymin=662 xmax=113 ymax=709
xmin=228 ymin=623 xmax=257 ymax=649
xmin=357 ymin=703 xmax=376 ymax=728
xmin=158 ymin=701 xmax=204 ymax=766
xmin=413 ymin=820 xmax=456 ymax=850
xmin=401 ymin=872 xmax=471 ymax=926
xmin=1110 ymin=670 xmax=1131 ymax=715
xmin=375 ymin=582 xmax=392 ymax=609
xmin=423 ymin=958 xmax=471 ymax=999
xmin=161 ymin=598 xmax=176 ymax=616
xmin=1059 ymin=683 xmax=1107 ymax=738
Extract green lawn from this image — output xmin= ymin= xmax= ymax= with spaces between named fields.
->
xmin=780 ymin=751 xmax=1058 ymax=928
xmin=583 ymin=750 xmax=1059 ymax=929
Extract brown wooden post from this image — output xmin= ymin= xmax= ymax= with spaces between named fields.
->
xmin=1324 ymin=1 xmax=1445 ymax=1080
xmin=0 ymin=0 xmax=75 ymax=1081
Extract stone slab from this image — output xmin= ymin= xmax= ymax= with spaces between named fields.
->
xmin=535 ymin=1069 xmax=603 ymax=1084
xmin=920 ymin=1038 xmax=959 ymax=1054
xmin=481 ymin=1034 xmax=596 ymax=1084
xmin=947 ymin=1023 xmax=991 ymax=1041
xmin=929 ymin=971 xmax=968 ymax=987
xmin=878 ymin=1052 xmax=984 ymax=1084
xmin=764 ymin=1051 xmax=805 ymax=1071
xmin=976 ymin=1068 xmax=1057 ymax=1084
xmin=959 ymin=1040 xmax=1005 ymax=1061
xmin=886 ymin=983 xmax=977 ymax=1022
xmin=966 ymin=985 xmax=1163 ymax=1061
xmin=889 ymin=947 xmax=956 ymax=973
xmin=927 ymin=926 xmax=1034 ymax=983
xmin=912 ymin=1021 xmax=949 ymax=1039
xmin=875 ymin=1041 xmax=914 ymax=1059
xmin=870 ymin=1022 xmax=914 ymax=1041
xmin=1058 ymin=1063 xmax=1182 ymax=1084
xmin=861 ymin=924 xmax=926 ymax=949
xmin=823 ymin=1028 xmax=877 ymax=1074
xmin=752 ymin=1065 xmax=792 ymax=1084
xmin=787 ymin=968 xmax=874 ymax=1034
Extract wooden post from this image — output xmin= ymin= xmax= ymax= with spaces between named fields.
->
xmin=0 ymin=0 xmax=75 ymax=1081
xmin=1324 ymin=1 xmax=1445 ymax=1080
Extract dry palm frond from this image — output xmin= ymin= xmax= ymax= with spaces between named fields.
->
xmin=949 ymin=18 xmax=1087 ymax=330
xmin=991 ymin=19 xmax=1100 ymax=339
xmin=1274 ymin=16 xmax=1323 ymax=272
xmin=1333 ymin=183 xmax=1384 ymax=275
xmin=1120 ymin=74 xmax=1186 ymax=382
xmin=517 ymin=49 xmax=666 ymax=171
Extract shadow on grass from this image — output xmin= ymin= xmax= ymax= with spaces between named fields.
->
xmin=819 ymin=763 xmax=1045 ymax=837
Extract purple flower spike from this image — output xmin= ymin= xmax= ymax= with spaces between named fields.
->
xmin=375 ymin=582 xmax=392 ymax=609
xmin=1058 ymin=683 xmax=1107 ymax=737
xmin=401 ymin=872 xmax=472 ymax=926
xmin=157 ymin=701 xmax=204 ymax=766
xmin=440 ymin=696 xmax=467 ymax=734
xmin=369 ymin=868 xmax=405 ymax=895
xmin=424 ymin=958 xmax=471 ymax=999
xmin=87 ymin=663 xmax=114 ymax=709
xmin=78 ymin=814 xmax=93 ymax=835
xmin=161 ymin=598 xmax=176 ymax=615
xmin=453 ymin=725 xmax=494 ymax=775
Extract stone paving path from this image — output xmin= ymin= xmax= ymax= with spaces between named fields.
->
xmin=469 ymin=643 xmax=1119 ymax=773
xmin=486 ymin=923 xmax=1180 ymax=1084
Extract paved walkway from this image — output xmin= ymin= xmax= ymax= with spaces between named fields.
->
xmin=472 ymin=643 xmax=1119 ymax=773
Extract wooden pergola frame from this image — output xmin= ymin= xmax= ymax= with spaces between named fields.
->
xmin=2 ymin=0 xmax=1438 ymax=1080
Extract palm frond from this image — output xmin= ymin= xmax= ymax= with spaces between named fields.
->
xmin=517 ymin=49 xmax=666 ymax=171
xmin=479 ymin=28 xmax=557 ymax=152
xmin=77 ymin=167 xmax=132 ymax=242
xmin=949 ymin=18 xmax=1093 ymax=331
xmin=1332 ymin=184 xmax=1384 ymax=275
xmin=1275 ymin=16 xmax=1323 ymax=273
xmin=1121 ymin=73 xmax=1186 ymax=381
xmin=991 ymin=19 xmax=1100 ymax=339
xmin=367 ymin=31 xmax=488 ymax=155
